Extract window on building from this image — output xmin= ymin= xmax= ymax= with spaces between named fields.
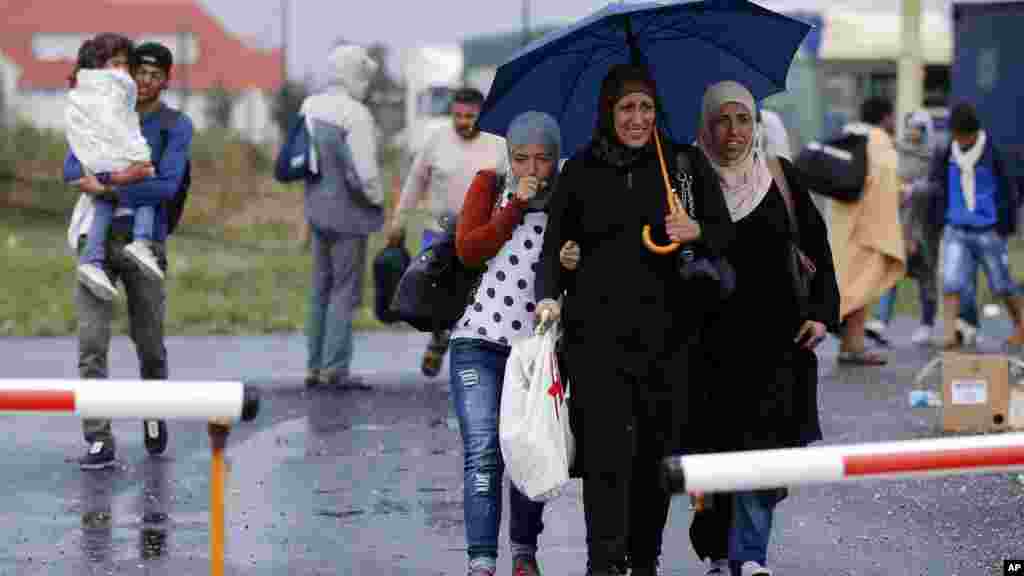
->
xmin=31 ymin=33 xmax=199 ymax=64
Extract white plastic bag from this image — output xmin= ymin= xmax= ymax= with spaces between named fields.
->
xmin=499 ymin=321 xmax=574 ymax=502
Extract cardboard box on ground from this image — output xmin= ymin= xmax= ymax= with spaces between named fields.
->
xmin=941 ymin=351 xmax=1024 ymax=432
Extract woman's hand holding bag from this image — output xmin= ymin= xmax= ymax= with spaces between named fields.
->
xmin=499 ymin=320 xmax=574 ymax=502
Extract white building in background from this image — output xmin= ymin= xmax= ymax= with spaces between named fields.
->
xmin=0 ymin=0 xmax=282 ymax=143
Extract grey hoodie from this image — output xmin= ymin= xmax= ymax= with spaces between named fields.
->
xmin=299 ymin=45 xmax=384 ymax=235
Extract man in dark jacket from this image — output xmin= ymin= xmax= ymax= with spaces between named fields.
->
xmin=928 ymin=102 xmax=1024 ymax=348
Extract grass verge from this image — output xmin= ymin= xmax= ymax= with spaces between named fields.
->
xmin=0 ymin=206 xmax=434 ymax=337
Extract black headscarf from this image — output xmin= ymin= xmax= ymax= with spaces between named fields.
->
xmin=592 ymin=64 xmax=661 ymax=168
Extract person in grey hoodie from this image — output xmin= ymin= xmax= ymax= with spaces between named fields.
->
xmin=300 ymin=44 xmax=385 ymax=389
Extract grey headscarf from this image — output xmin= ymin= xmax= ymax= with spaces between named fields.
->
xmin=506 ymin=110 xmax=561 ymax=211
xmin=897 ymin=109 xmax=936 ymax=183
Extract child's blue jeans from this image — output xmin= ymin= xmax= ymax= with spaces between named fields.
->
xmin=80 ymin=200 xmax=156 ymax=266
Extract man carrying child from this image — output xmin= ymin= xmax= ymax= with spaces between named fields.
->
xmin=63 ymin=36 xmax=193 ymax=470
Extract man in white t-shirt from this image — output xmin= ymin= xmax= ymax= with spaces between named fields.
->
xmin=386 ymin=87 xmax=506 ymax=377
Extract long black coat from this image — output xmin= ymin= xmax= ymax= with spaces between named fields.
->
xmin=536 ymin=138 xmax=735 ymax=477
xmin=687 ymin=158 xmax=840 ymax=455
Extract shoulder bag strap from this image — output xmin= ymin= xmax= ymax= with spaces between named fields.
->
xmin=767 ymin=155 xmax=816 ymax=275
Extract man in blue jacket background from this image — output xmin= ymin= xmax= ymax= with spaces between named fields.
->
xmin=928 ymin=101 xmax=1024 ymax=349
xmin=64 ymin=40 xmax=193 ymax=470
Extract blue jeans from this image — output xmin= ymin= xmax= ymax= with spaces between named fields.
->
xmin=727 ymin=491 xmax=776 ymax=573
xmin=942 ymin=225 xmax=1021 ymax=299
xmin=80 ymin=201 xmax=156 ymax=265
xmin=306 ymin=227 xmax=366 ymax=377
xmin=959 ymin=271 xmax=979 ymax=327
xmin=874 ymin=283 xmax=937 ymax=326
xmin=449 ymin=338 xmax=545 ymax=562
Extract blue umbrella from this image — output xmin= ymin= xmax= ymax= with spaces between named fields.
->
xmin=477 ymin=0 xmax=813 ymax=159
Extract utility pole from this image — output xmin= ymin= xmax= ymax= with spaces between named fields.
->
xmin=178 ymin=25 xmax=190 ymax=114
xmin=522 ymin=0 xmax=531 ymax=47
xmin=897 ymin=0 xmax=923 ymax=139
xmin=280 ymin=0 xmax=288 ymax=86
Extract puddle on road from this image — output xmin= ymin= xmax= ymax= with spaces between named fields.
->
xmin=315 ymin=508 xmax=365 ymax=519
xmin=421 ymin=499 xmax=464 ymax=531
xmin=372 ymin=497 xmax=410 ymax=516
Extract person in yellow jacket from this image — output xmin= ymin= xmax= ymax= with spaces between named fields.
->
xmin=830 ymin=98 xmax=906 ymax=365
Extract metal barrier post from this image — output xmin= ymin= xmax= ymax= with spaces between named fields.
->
xmin=208 ymin=421 xmax=231 ymax=576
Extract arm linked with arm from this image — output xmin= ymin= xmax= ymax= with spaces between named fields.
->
xmin=534 ymin=159 xmax=576 ymax=303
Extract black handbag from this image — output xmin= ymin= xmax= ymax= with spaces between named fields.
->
xmin=390 ymin=175 xmax=505 ymax=332
xmin=794 ymin=131 xmax=868 ymax=202
xmin=389 ymin=213 xmax=485 ymax=333
xmin=372 ymin=239 xmax=411 ymax=324
xmin=767 ymin=157 xmax=817 ymax=314
xmin=673 ymin=150 xmax=736 ymax=300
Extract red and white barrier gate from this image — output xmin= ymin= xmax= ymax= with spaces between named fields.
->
xmin=662 ymin=433 xmax=1024 ymax=495
xmin=0 ymin=378 xmax=260 ymax=576
xmin=0 ymin=379 xmax=259 ymax=422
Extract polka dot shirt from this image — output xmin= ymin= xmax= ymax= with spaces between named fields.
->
xmin=453 ymin=202 xmax=547 ymax=348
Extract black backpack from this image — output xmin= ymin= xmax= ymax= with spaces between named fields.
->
xmin=155 ymin=106 xmax=192 ymax=235
xmin=794 ymin=131 xmax=868 ymax=203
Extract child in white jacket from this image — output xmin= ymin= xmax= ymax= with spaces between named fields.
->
xmin=66 ymin=38 xmax=163 ymax=301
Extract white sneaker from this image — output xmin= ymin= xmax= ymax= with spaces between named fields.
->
xmin=78 ymin=263 xmax=118 ymax=301
xmin=123 ymin=241 xmax=164 ymax=281
xmin=911 ymin=325 xmax=934 ymax=346
xmin=956 ymin=318 xmax=978 ymax=346
xmin=864 ymin=318 xmax=890 ymax=346
xmin=705 ymin=559 xmax=730 ymax=575
xmin=740 ymin=561 xmax=772 ymax=576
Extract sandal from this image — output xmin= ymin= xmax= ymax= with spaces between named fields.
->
xmin=838 ymin=349 xmax=888 ymax=366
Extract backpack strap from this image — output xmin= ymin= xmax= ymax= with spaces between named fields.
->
xmin=155 ymin=105 xmax=182 ymax=165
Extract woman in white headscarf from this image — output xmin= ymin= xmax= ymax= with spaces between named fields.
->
xmin=689 ymin=81 xmax=839 ymax=576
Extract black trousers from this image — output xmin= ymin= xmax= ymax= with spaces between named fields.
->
xmin=579 ymin=367 xmax=673 ymax=572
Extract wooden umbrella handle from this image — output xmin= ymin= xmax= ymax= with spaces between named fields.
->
xmin=642 ymin=129 xmax=681 ymax=254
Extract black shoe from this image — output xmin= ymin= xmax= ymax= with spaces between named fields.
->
xmin=143 ymin=420 xmax=168 ymax=455
xmin=585 ymin=561 xmax=626 ymax=576
xmin=339 ymin=374 xmax=372 ymax=391
xmin=304 ymin=369 xmax=321 ymax=388
xmin=79 ymin=440 xmax=116 ymax=470
xmin=323 ymin=371 xmax=372 ymax=391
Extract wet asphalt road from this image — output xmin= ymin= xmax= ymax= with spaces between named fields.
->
xmin=1 ymin=318 xmax=1023 ymax=575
